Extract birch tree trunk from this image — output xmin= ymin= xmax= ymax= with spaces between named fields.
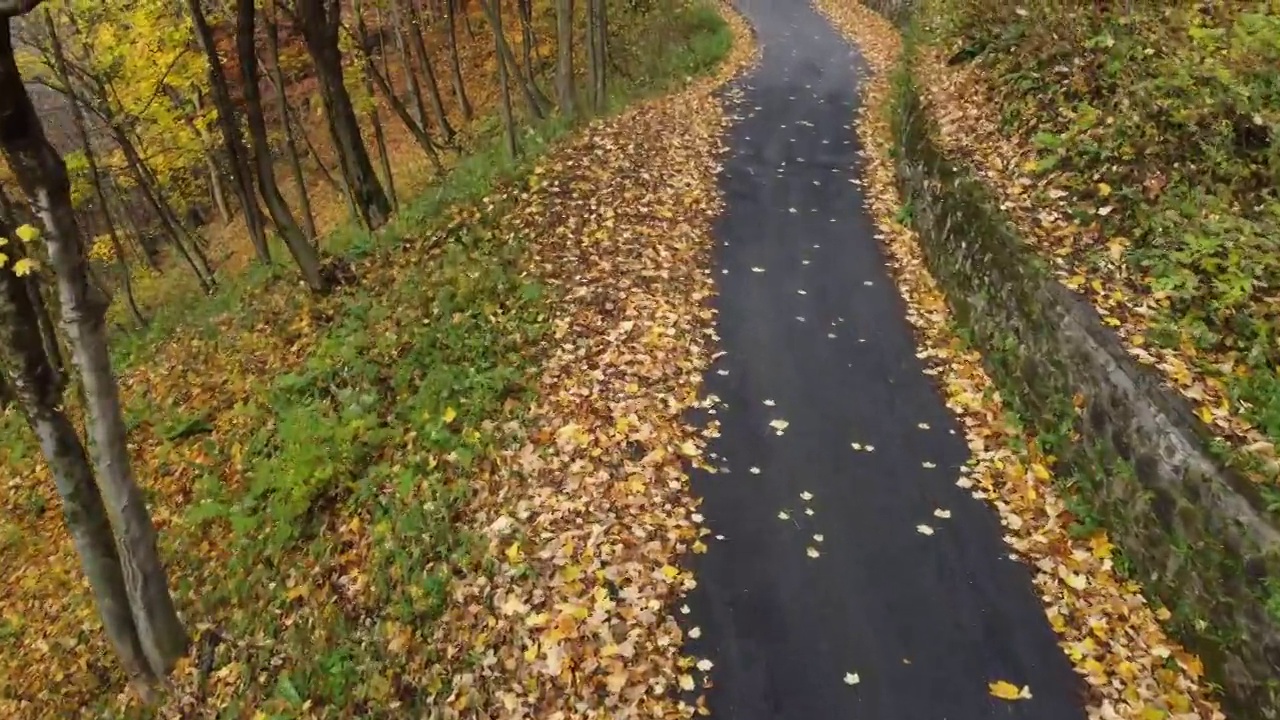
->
xmin=0 ymin=19 xmax=188 ymax=679
xmin=188 ymin=91 xmax=230 ymax=225
xmin=0 ymin=233 xmax=152 ymax=685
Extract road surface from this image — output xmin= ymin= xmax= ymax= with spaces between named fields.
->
xmin=683 ymin=1 xmax=1087 ymax=717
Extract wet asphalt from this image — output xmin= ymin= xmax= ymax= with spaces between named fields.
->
xmin=682 ymin=0 xmax=1088 ymax=717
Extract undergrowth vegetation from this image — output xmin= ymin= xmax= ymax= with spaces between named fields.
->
xmin=0 ymin=2 xmax=733 ymax=715
xmin=928 ymin=0 xmax=1280 ymax=465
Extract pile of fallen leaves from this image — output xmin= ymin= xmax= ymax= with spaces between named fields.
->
xmin=381 ymin=10 xmax=757 ymax=718
xmin=898 ymin=2 xmax=1280 ymax=482
xmin=813 ymin=1 xmax=1223 ymax=718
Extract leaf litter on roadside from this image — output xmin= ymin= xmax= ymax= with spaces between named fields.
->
xmin=418 ymin=10 xmax=759 ymax=719
xmin=813 ymin=2 xmax=1223 ymax=719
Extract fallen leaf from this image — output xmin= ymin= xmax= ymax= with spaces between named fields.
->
xmin=988 ymin=681 xmax=1032 ymax=701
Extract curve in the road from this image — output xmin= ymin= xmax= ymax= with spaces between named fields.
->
xmin=684 ymin=1 xmax=1088 ymax=717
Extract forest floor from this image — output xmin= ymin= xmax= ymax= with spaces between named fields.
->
xmin=0 ymin=2 xmax=750 ymax=717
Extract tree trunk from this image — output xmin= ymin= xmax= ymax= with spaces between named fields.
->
xmin=445 ymin=0 xmax=473 ymax=119
xmin=353 ymin=1 xmax=399 ymax=207
xmin=0 ymin=20 xmax=188 ymax=680
xmin=369 ymin=99 xmax=397 ymax=208
xmin=554 ymin=0 xmax=574 ymax=115
xmin=291 ymin=100 xmax=343 ymax=194
xmin=114 ymin=134 xmax=216 ymax=292
xmin=205 ymin=155 xmax=230 ymax=225
xmin=234 ymin=0 xmax=327 ymax=292
xmin=481 ymin=0 xmax=544 ymax=120
xmin=0 ymin=236 xmax=152 ymax=685
xmin=27 ymin=273 xmax=64 ymax=378
xmin=591 ymin=0 xmax=606 ymax=110
xmin=112 ymin=129 xmax=212 ymax=288
xmin=462 ymin=0 xmax=477 ymax=39
xmin=0 ymin=183 xmax=64 ymax=376
xmin=389 ymin=0 xmax=429 ymax=128
xmin=107 ymin=182 xmax=162 ymax=272
xmin=517 ymin=0 xmax=551 ymax=110
xmin=404 ymin=0 xmax=456 ymax=141
xmin=262 ymin=15 xmax=317 ymax=242
xmin=350 ymin=7 xmax=445 ymax=173
xmin=192 ymin=92 xmax=231 ymax=226
xmin=48 ymin=15 xmax=147 ymax=329
xmin=298 ymin=0 xmax=392 ymax=230
xmin=185 ymin=0 xmax=271 ymax=264
xmin=484 ymin=0 xmax=518 ymax=158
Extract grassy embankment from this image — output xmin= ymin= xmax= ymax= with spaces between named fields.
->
xmin=0 ymin=2 xmax=734 ymax=716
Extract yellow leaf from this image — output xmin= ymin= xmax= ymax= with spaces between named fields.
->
xmin=385 ymin=621 xmax=411 ymax=654
xmin=678 ymin=674 xmax=696 ymax=691
xmin=679 ymin=441 xmax=699 ymax=457
xmin=505 ymin=542 xmax=524 ymax=564
xmin=1089 ymin=534 xmax=1113 ymax=559
xmin=443 ymin=406 xmax=457 ymax=424
xmin=11 ymin=258 xmax=35 ymax=277
xmin=1096 ymin=182 xmax=1112 ymax=197
xmin=1030 ymin=463 xmax=1050 ymax=481
xmin=0 ymin=252 xmax=7 ymax=268
xmin=660 ymin=565 xmax=680 ymax=580
xmin=989 ymin=680 xmax=1031 ymax=700
xmin=14 ymin=224 xmax=39 ymax=242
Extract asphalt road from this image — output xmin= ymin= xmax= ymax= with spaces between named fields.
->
xmin=683 ymin=1 xmax=1088 ymax=717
